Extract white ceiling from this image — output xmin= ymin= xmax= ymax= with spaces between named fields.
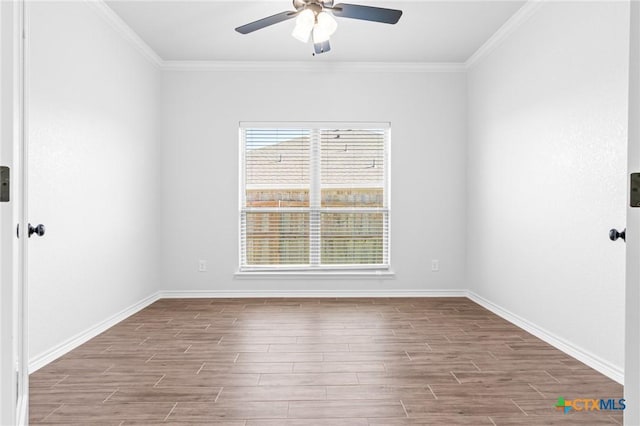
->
xmin=105 ymin=1 xmax=526 ymax=62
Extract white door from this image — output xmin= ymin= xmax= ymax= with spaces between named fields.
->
xmin=627 ymin=2 xmax=640 ymax=426
xmin=0 ymin=0 xmax=28 ymax=424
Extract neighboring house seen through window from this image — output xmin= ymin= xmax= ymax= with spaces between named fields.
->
xmin=239 ymin=123 xmax=390 ymax=271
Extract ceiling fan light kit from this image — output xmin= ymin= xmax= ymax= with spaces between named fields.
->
xmin=291 ymin=9 xmax=315 ymax=42
xmin=312 ymin=12 xmax=338 ymax=43
xmin=235 ymin=0 xmax=402 ymax=55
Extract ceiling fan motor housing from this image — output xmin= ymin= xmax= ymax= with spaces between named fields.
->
xmin=293 ymin=0 xmax=334 ymax=12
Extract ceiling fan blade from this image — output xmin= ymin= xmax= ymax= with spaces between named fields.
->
xmin=235 ymin=11 xmax=299 ymax=34
xmin=330 ymin=3 xmax=402 ymax=24
xmin=314 ymin=40 xmax=331 ymax=54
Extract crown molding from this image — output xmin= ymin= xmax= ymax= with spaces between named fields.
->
xmin=86 ymin=0 xmax=163 ymax=68
xmin=87 ymin=0 xmax=544 ymax=73
xmin=465 ymin=0 xmax=545 ymax=69
xmin=162 ymin=60 xmax=467 ymax=72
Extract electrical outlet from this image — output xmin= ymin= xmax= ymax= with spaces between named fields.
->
xmin=198 ymin=260 xmax=207 ymax=272
xmin=431 ymin=259 xmax=439 ymax=272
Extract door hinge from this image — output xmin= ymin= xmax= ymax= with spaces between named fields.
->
xmin=0 ymin=166 xmax=9 ymax=202
xmin=631 ymin=173 xmax=640 ymax=207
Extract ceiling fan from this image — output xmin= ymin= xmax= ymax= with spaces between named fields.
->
xmin=235 ymin=0 xmax=403 ymax=55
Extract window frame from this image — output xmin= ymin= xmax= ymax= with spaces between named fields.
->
xmin=238 ymin=122 xmax=391 ymax=273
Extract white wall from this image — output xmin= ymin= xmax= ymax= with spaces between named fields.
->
xmin=28 ymin=1 xmax=161 ymax=365
xmin=467 ymin=1 xmax=629 ymax=374
xmin=160 ymin=69 xmax=467 ymax=293
xmin=25 ymin=0 xmax=630 ymax=385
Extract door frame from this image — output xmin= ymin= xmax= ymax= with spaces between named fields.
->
xmin=626 ymin=1 xmax=640 ymax=425
xmin=0 ymin=0 xmax=27 ymax=424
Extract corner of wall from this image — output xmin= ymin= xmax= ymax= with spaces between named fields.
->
xmin=85 ymin=0 xmax=163 ymax=68
xmin=29 ymin=292 xmax=161 ymax=373
xmin=467 ymin=291 xmax=624 ymax=384
xmin=464 ymin=0 xmax=544 ymax=70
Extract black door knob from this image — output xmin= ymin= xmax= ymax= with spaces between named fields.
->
xmin=28 ymin=223 xmax=45 ymax=238
xmin=609 ymin=228 xmax=625 ymax=242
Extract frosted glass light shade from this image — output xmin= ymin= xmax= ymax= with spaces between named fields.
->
xmin=292 ymin=9 xmax=315 ymax=43
xmin=316 ymin=12 xmax=337 ymax=36
xmin=312 ymin=25 xmax=330 ymax=44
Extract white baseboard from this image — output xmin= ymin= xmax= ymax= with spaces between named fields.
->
xmin=28 ymin=288 xmax=624 ymax=386
xmin=28 ymin=292 xmax=161 ymax=373
xmin=16 ymin=394 xmax=27 ymax=426
xmin=27 ymin=289 xmax=466 ymax=372
xmin=466 ymin=291 xmax=624 ymax=385
xmin=158 ymin=289 xmax=468 ymax=298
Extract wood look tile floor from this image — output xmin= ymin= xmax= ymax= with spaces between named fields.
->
xmin=30 ymin=298 xmax=623 ymax=425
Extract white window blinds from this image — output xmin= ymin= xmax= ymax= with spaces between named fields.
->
xmin=240 ymin=124 xmax=390 ymax=270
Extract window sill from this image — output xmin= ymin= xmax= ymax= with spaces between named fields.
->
xmin=234 ymin=270 xmax=396 ymax=280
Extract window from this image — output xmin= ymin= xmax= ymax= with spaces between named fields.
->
xmin=239 ymin=123 xmax=390 ymax=271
